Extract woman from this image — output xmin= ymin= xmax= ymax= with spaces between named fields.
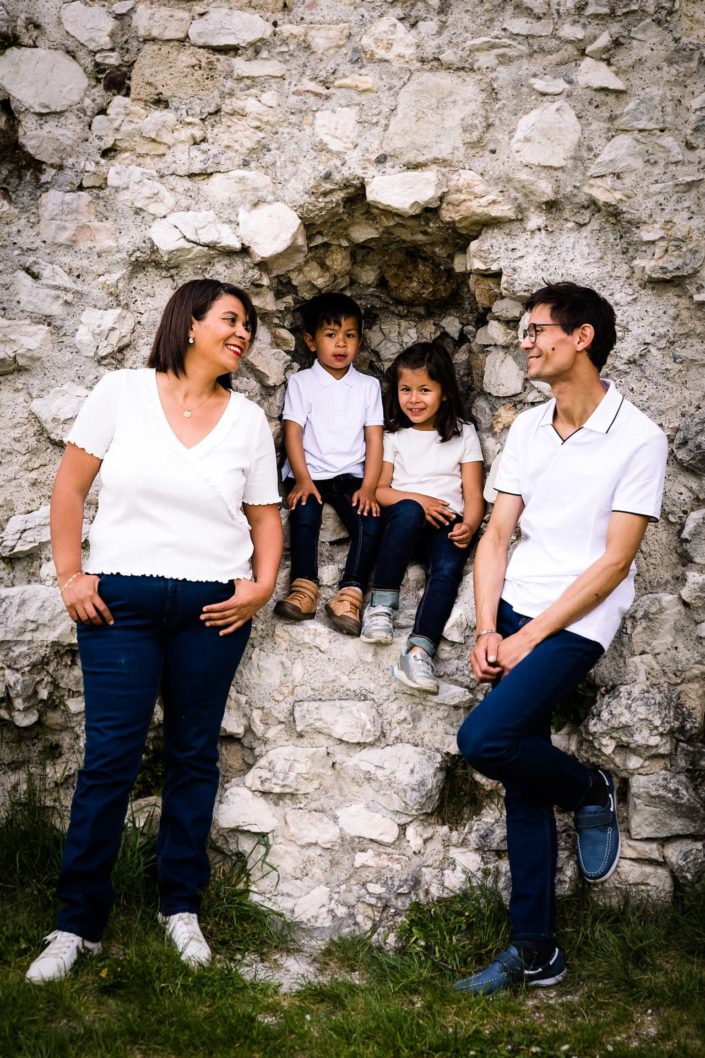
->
xmin=26 ymin=279 xmax=283 ymax=982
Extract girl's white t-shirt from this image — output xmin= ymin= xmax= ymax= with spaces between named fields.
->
xmin=383 ymin=423 xmax=483 ymax=516
xmin=65 ymin=368 xmax=280 ymax=583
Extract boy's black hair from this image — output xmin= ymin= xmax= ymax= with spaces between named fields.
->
xmin=384 ymin=342 xmax=465 ymax=443
xmin=525 ymin=281 xmax=617 ymax=372
xmin=301 ymin=292 xmax=363 ymax=336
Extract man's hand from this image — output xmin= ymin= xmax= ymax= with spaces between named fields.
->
xmin=352 ymin=486 xmax=380 ymax=517
xmin=495 ymin=628 xmax=535 ymax=674
xmin=287 ymin=479 xmax=322 ymax=509
xmin=201 ymin=579 xmax=270 ymax=635
xmin=470 ymin=631 xmax=503 ymax=682
xmin=448 ymin=521 xmax=473 ymax=549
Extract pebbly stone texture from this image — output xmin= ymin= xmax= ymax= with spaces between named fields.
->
xmin=1 ymin=0 xmax=703 ymax=940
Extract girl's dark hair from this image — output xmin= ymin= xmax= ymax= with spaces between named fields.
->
xmin=148 ymin=279 xmax=257 ymax=390
xmin=384 ymin=342 xmax=465 ymax=443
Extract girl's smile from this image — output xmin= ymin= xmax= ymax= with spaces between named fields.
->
xmin=398 ymin=367 xmax=444 ymax=430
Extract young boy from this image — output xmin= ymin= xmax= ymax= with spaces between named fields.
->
xmin=274 ymin=292 xmax=384 ymax=636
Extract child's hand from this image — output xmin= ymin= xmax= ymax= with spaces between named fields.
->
xmin=352 ymin=487 xmax=380 ymax=517
xmin=287 ymin=479 xmax=322 ymax=509
xmin=449 ymin=522 xmax=473 ymax=548
xmin=420 ymin=497 xmax=453 ymax=527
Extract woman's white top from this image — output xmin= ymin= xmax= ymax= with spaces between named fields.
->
xmin=383 ymin=423 xmax=483 ymax=516
xmin=66 ymin=368 xmax=280 ymax=583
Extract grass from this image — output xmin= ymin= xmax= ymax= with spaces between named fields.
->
xmin=1 ymin=781 xmax=703 ymax=1058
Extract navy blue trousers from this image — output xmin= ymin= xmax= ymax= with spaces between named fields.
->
xmin=457 ymin=600 xmax=603 ymax=943
xmin=56 ymin=574 xmax=250 ymax=941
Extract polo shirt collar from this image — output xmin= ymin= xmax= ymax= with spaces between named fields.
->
xmin=538 ymin=380 xmax=623 ymax=434
xmin=311 ymin=359 xmax=358 ymax=387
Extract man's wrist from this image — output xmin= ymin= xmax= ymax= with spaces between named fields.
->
xmin=475 ymin=628 xmax=497 ymax=641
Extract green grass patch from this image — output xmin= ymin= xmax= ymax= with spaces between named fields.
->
xmin=1 ymin=782 xmax=703 ymax=1058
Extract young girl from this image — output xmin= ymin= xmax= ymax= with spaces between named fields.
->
xmin=360 ymin=342 xmax=485 ymax=693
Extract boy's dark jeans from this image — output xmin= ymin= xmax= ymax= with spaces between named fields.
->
xmin=371 ymin=498 xmax=470 ymax=656
xmin=285 ymin=474 xmax=382 ymax=590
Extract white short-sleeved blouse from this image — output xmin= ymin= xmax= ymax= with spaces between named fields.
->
xmin=66 ymin=369 xmax=281 ymax=583
xmin=383 ymin=423 xmax=483 ymax=516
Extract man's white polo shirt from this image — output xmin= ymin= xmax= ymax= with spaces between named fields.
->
xmin=281 ymin=359 xmax=384 ymax=480
xmin=494 ymin=380 xmax=668 ymax=649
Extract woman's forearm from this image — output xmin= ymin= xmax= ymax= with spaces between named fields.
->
xmin=245 ymin=504 xmax=283 ymax=596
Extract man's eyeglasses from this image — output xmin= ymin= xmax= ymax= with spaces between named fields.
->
xmin=522 ymin=323 xmax=564 ymax=344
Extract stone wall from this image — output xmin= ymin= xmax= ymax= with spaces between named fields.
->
xmin=0 ymin=0 xmax=704 ymax=939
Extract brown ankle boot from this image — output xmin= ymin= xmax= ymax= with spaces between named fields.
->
xmin=325 ymin=586 xmax=363 ymax=636
xmin=274 ymin=578 xmax=319 ymax=621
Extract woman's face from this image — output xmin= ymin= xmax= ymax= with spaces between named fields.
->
xmin=189 ymin=294 xmax=253 ymax=375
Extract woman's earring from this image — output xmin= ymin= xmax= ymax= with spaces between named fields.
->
xmin=188 ymin=336 xmax=194 ymax=344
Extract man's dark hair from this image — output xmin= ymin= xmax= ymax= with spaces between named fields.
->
xmin=526 ymin=281 xmax=617 ymax=371
xmin=384 ymin=342 xmax=466 ymax=443
xmin=301 ymin=292 xmax=363 ymax=337
xmin=148 ymin=279 xmax=257 ymax=391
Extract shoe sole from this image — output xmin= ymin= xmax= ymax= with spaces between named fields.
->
xmin=324 ymin=604 xmax=361 ymax=636
xmin=580 ymin=778 xmax=621 ymax=884
xmin=360 ymin=631 xmax=393 ymax=644
xmin=528 ymin=968 xmax=567 ymax=987
xmin=273 ymin=603 xmax=316 ymax=621
xmin=392 ymin=664 xmax=439 ymax=695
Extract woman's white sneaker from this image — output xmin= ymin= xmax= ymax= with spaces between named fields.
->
xmin=26 ymin=930 xmax=101 ymax=983
xmin=159 ymin=912 xmax=211 ymax=966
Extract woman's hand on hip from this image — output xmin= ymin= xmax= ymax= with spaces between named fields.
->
xmin=61 ymin=573 xmax=114 ymax=626
xmin=201 ymin=579 xmax=270 ymax=635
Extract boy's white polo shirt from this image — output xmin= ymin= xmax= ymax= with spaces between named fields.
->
xmin=495 ymin=380 xmax=668 ymax=649
xmin=281 ymin=359 xmax=384 ymax=480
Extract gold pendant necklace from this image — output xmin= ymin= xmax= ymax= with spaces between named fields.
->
xmin=170 ymin=384 xmax=217 ymax=418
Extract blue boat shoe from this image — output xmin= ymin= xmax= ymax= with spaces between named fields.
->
xmin=575 ymin=769 xmax=620 ymax=883
xmin=453 ymin=944 xmax=567 ymax=996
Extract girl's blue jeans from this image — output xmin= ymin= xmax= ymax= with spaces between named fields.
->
xmin=56 ymin=574 xmax=250 ymax=942
xmin=285 ymin=474 xmax=382 ymax=590
xmin=457 ymin=600 xmax=604 ymax=945
xmin=371 ymin=499 xmax=470 ymax=656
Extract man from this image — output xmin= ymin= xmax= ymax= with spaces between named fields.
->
xmin=455 ymin=282 xmax=668 ymax=995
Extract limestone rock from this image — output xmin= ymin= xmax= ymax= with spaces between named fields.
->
xmin=629 ymin=772 xmax=705 ymax=839
xmin=586 ymin=31 xmax=610 ymax=58
xmin=0 ymin=319 xmax=52 ymax=373
xmin=642 ymin=241 xmax=705 ymax=282
xmin=238 ymin=203 xmax=306 ymax=276
xmin=19 ymin=112 xmax=87 ymax=166
xmin=134 ymin=5 xmax=191 ymax=41
xmin=293 ymin=885 xmax=334 ymax=928
xmin=511 ymin=101 xmax=581 ymax=167
xmin=15 ymin=262 xmax=78 ymax=318
xmin=483 ymin=350 xmax=525 ymax=397
xmin=30 ymin=383 xmax=90 ymax=444
xmin=626 ymin=594 xmax=683 ymax=656
xmin=663 ymin=839 xmax=705 ymax=885
xmin=583 ymin=684 xmax=676 ymax=768
xmin=232 ymin=58 xmax=286 ymax=78
xmin=576 ymin=58 xmax=626 ymax=91
xmin=589 ymin=134 xmax=643 ymax=177
xmin=614 ymin=91 xmax=664 ymax=131
xmin=475 ymin=319 xmax=516 ymax=347
xmin=107 ymin=165 xmax=176 ymax=216
xmin=365 ymin=171 xmax=443 ymax=217
xmin=337 ymin=804 xmax=399 ymax=845
xmin=682 ymin=509 xmax=705 ymax=564
xmin=303 ymin=24 xmax=350 ymax=54
xmin=530 ymin=77 xmax=566 ymax=95
xmin=244 ymin=746 xmax=332 ymax=794
xmin=221 ymin=690 xmax=246 ymax=737
xmin=246 ymin=325 xmax=292 ymax=387
xmin=75 ymin=308 xmax=136 ymax=360
xmin=600 ymin=859 xmax=673 ymax=902
xmin=361 ymin=17 xmax=417 ymax=63
xmin=293 ymin=699 xmax=381 ymax=744
xmin=38 ymin=191 xmax=115 ymax=250
xmin=314 ymin=107 xmax=359 ymax=153
xmin=439 ymin=170 xmax=518 ymax=233
xmin=384 ymin=73 xmax=489 ymax=165
xmin=504 ymin=18 xmax=553 ymax=36
xmin=215 ymin=784 xmax=277 ymax=833
xmin=381 ymin=249 xmax=456 ymax=305
xmin=149 ymin=211 xmax=241 ymax=263
xmin=131 ymin=42 xmax=225 ymax=102
xmin=188 ymin=10 xmax=273 ymax=49
xmin=674 ymin=410 xmax=705 ymax=474
xmin=0 ymin=48 xmax=88 ymax=113
xmin=343 ymin=744 xmax=445 ymax=817
xmin=680 ymin=571 xmax=705 ymax=608
xmin=0 ymin=586 xmax=74 ymax=644
xmin=1 ymin=505 xmax=50 ymax=558
xmin=284 ymin=809 xmax=340 ymax=848
xmin=206 ymin=170 xmax=273 ymax=209
xmin=61 ymin=2 xmax=117 ymax=50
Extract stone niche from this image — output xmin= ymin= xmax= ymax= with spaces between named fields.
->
xmin=1 ymin=0 xmax=704 ymax=941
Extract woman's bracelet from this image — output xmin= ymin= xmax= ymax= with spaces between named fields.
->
xmin=59 ymin=571 xmax=83 ymax=595
xmin=475 ymin=629 xmax=497 ymax=640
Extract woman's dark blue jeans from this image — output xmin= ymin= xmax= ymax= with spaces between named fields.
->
xmin=457 ymin=600 xmax=604 ymax=945
xmin=371 ymin=499 xmax=470 ymax=656
xmin=285 ymin=474 xmax=382 ymax=590
xmin=56 ymin=574 xmax=250 ymax=942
